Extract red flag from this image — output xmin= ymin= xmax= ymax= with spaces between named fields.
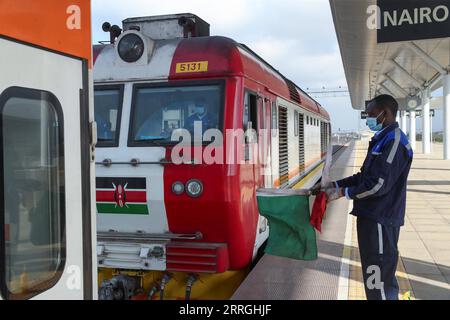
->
xmin=310 ymin=192 xmax=327 ymax=233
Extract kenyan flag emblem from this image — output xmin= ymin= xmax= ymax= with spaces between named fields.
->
xmin=96 ymin=177 xmax=149 ymax=215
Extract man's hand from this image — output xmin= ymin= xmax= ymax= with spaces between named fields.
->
xmin=325 ymin=187 xmax=344 ymax=202
xmin=311 ymin=181 xmax=335 ymax=195
xmin=311 ymin=182 xmax=321 ymax=195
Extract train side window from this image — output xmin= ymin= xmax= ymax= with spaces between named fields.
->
xmin=243 ymin=92 xmax=258 ymax=143
xmin=260 ymin=99 xmax=266 ymax=130
xmin=270 ymin=102 xmax=278 ymax=138
xmin=0 ymin=87 xmax=65 ymax=300
xmin=94 ymin=86 xmax=124 ymax=147
xmin=294 ymin=111 xmax=299 ymax=136
xmin=271 ymin=102 xmax=278 ymax=131
xmin=243 ymin=91 xmax=258 ymax=137
xmin=306 ymin=116 xmax=309 ymax=125
xmin=243 ymin=92 xmax=249 ymax=128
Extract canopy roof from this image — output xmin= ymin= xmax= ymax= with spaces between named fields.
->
xmin=330 ymin=0 xmax=450 ymax=110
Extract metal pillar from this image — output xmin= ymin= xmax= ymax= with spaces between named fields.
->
xmin=430 ymin=113 xmax=433 ymax=152
xmin=401 ymin=111 xmax=407 ymax=134
xmin=422 ymin=88 xmax=431 ymax=154
xmin=410 ymin=111 xmax=416 ymax=151
xmin=444 ymin=74 xmax=450 ymax=160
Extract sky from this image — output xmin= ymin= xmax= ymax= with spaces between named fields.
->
xmin=91 ymin=0 xmax=443 ymax=133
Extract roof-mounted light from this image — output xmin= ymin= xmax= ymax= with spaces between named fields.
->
xmin=115 ymin=30 xmax=154 ymax=65
xmin=118 ymin=33 xmax=145 ymax=63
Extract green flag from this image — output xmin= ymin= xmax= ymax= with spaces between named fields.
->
xmin=257 ymin=193 xmax=318 ymax=260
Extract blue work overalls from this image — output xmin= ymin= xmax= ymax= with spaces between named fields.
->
xmin=337 ymin=122 xmax=413 ymax=300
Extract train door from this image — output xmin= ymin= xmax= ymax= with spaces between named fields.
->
xmin=0 ymin=0 xmax=95 ymax=300
xmin=245 ymin=92 xmax=269 ymax=257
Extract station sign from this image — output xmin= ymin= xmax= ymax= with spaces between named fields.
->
xmin=361 ymin=111 xmax=368 ymax=119
xmin=373 ymin=0 xmax=450 ymax=43
xmin=405 ymin=109 xmax=435 ymax=117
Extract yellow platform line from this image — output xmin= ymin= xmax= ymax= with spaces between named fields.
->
xmin=292 ymin=163 xmax=324 ymax=190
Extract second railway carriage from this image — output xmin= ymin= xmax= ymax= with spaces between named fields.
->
xmin=0 ymin=0 xmax=96 ymax=300
xmin=93 ymin=13 xmax=331 ymax=300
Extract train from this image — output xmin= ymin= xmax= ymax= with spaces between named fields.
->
xmin=93 ymin=14 xmax=331 ymax=300
xmin=1 ymin=0 xmax=331 ymax=300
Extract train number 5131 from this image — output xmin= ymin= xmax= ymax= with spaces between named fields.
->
xmin=176 ymin=61 xmax=209 ymax=73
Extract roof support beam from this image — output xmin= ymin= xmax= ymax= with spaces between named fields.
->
xmin=406 ymin=42 xmax=447 ymax=75
xmin=428 ymin=73 xmax=444 ymax=92
xmin=378 ymin=83 xmax=398 ymax=98
xmin=383 ymin=75 xmax=410 ymax=97
xmin=388 ymin=60 xmax=424 ymax=88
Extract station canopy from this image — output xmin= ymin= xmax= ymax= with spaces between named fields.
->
xmin=329 ymin=0 xmax=450 ymax=111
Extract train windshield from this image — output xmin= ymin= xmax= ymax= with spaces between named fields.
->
xmin=94 ymin=87 xmax=123 ymax=147
xmin=130 ymin=84 xmax=222 ymax=145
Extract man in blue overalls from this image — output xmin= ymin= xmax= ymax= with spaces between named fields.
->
xmin=321 ymin=94 xmax=413 ymax=300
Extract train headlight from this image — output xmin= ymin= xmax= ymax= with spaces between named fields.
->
xmin=185 ymin=179 xmax=203 ymax=198
xmin=172 ymin=181 xmax=185 ymax=195
xmin=118 ymin=33 xmax=145 ymax=63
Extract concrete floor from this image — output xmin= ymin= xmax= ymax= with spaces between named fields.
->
xmin=397 ymin=142 xmax=450 ymax=299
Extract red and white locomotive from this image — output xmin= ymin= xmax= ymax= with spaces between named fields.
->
xmin=93 ymin=13 xmax=331 ymax=299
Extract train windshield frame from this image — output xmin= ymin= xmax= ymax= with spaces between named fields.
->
xmin=128 ymin=80 xmax=225 ymax=147
xmin=94 ymin=85 xmax=124 ymax=148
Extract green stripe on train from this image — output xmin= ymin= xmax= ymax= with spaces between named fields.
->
xmin=96 ymin=203 xmax=149 ymax=215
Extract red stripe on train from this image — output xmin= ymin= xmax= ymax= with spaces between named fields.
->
xmin=96 ymin=190 xmax=147 ymax=203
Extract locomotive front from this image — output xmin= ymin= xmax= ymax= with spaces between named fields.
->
xmin=93 ymin=14 xmax=264 ymax=300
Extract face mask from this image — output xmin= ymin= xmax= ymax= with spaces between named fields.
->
xmin=196 ymin=106 xmax=205 ymax=114
xmin=366 ymin=111 xmax=385 ymax=132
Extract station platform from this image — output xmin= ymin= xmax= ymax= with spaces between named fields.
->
xmin=232 ymin=138 xmax=450 ymax=300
